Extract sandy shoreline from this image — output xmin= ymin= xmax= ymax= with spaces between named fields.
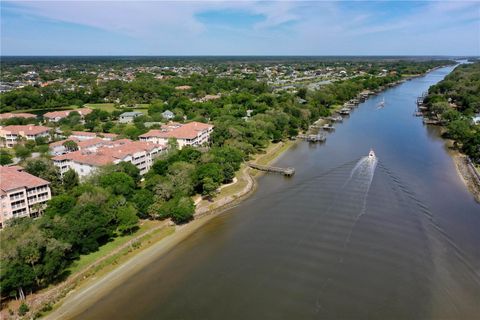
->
xmin=42 ymin=141 xmax=294 ymax=319
xmin=451 ymin=151 xmax=480 ymax=203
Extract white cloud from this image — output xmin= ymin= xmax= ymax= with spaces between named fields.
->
xmin=2 ymin=0 xmax=479 ymax=55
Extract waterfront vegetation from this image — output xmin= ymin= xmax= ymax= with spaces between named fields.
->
xmin=424 ymin=62 xmax=480 ymax=163
xmin=0 ymin=58 xmax=455 ymax=312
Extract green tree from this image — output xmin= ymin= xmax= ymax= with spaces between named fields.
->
xmin=99 ymin=172 xmax=135 ymax=197
xmin=201 ymin=177 xmax=219 ymax=198
xmin=116 ymin=161 xmax=141 ymax=184
xmin=63 ymin=140 xmax=78 ymax=152
xmin=18 ymin=303 xmax=29 ymax=316
xmin=115 ymin=205 xmax=139 ymax=235
xmin=14 ymin=145 xmax=31 ymax=160
xmin=170 ymin=196 xmax=195 ymax=224
xmin=131 ymin=189 xmax=154 ymax=219
xmin=0 ymin=150 xmax=13 ymax=165
xmin=44 ymin=194 xmax=76 ymax=217
xmin=62 ymin=169 xmax=79 ymax=190
xmin=24 ymin=158 xmax=63 ymax=194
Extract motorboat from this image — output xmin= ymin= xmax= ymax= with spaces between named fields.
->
xmin=368 ymin=149 xmax=376 ymax=159
xmin=377 ymin=98 xmax=385 ymax=109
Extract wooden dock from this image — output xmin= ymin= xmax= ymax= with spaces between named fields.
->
xmin=248 ymin=163 xmax=295 ymax=176
xmin=322 ymin=124 xmax=335 ymax=131
xmin=297 ymin=133 xmax=326 ymax=143
xmin=326 ymin=115 xmax=343 ymax=122
xmin=423 ymin=119 xmax=440 ymax=125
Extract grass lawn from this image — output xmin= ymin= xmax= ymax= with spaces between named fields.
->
xmin=132 ymin=108 xmax=149 ymax=114
xmin=254 ymin=140 xmax=295 ymax=166
xmin=67 ymin=220 xmax=167 ymax=274
xmin=84 ymin=103 xmax=119 ymax=112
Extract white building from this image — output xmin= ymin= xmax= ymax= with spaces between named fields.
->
xmin=139 ymin=121 xmax=214 ymax=149
xmin=52 ymin=140 xmax=166 ymax=178
xmin=0 ymin=166 xmax=52 ymax=228
xmin=161 ymin=110 xmax=175 ymax=120
xmin=119 ymin=111 xmax=143 ymax=123
xmin=0 ymin=125 xmax=51 ymax=148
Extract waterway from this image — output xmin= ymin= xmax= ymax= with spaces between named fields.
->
xmin=72 ymin=66 xmax=480 ymax=319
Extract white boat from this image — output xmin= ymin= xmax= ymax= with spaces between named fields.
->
xmin=368 ymin=149 xmax=376 ymax=159
xmin=377 ymin=98 xmax=385 ymax=109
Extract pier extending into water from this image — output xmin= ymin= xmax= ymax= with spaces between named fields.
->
xmin=247 ymin=163 xmax=295 ymax=176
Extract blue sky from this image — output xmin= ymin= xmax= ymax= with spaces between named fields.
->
xmin=1 ymin=1 xmax=479 ymax=56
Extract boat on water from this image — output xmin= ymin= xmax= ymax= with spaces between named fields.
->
xmin=377 ymin=98 xmax=385 ymax=109
xmin=368 ymin=149 xmax=376 ymax=160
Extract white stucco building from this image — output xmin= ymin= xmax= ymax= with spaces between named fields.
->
xmin=0 ymin=166 xmax=52 ymax=228
xmin=0 ymin=125 xmax=51 ymax=148
xmin=139 ymin=121 xmax=214 ymax=149
xmin=52 ymin=140 xmax=166 ymax=178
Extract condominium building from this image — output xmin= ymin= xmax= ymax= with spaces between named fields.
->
xmin=0 ymin=125 xmax=51 ymax=148
xmin=0 ymin=166 xmax=52 ymax=228
xmin=52 ymin=140 xmax=166 ymax=178
xmin=139 ymin=121 xmax=214 ymax=149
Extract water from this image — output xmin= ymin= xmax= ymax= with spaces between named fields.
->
xmin=74 ymin=66 xmax=480 ymax=319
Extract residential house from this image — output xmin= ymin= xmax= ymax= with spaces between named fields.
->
xmin=52 ymin=140 xmax=166 ymax=178
xmin=0 ymin=125 xmax=51 ymax=148
xmin=0 ymin=166 xmax=52 ymax=228
xmin=43 ymin=108 xmax=92 ymax=122
xmin=139 ymin=121 xmax=214 ymax=149
xmin=161 ymin=110 xmax=175 ymax=120
xmin=119 ymin=111 xmax=143 ymax=123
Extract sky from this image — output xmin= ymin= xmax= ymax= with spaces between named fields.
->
xmin=1 ymin=1 xmax=479 ymax=56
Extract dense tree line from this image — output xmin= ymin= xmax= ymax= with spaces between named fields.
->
xmin=1 ymin=59 xmax=451 ymax=112
xmin=424 ymin=62 xmax=480 ymax=162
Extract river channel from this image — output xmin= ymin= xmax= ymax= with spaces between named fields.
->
xmin=72 ymin=65 xmax=480 ymax=320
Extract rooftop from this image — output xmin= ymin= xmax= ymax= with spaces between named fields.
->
xmin=53 ymin=140 xmax=165 ymax=167
xmin=0 ymin=113 xmax=37 ymax=120
xmin=0 ymin=125 xmax=50 ymax=135
xmin=0 ymin=166 xmax=50 ymax=193
xmin=140 ymin=121 xmax=213 ymax=140
xmin=43 ymin=108 xmax=92 ymax=119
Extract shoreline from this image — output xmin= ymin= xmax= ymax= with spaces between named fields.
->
xmin=450 ymin=149 xmax=480 ymax=203
xmin=40 ymin=140 xmax=296 ymax=320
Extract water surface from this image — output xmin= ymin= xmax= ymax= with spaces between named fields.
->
xmin=76 ymin=66 xmax=480 ymax=320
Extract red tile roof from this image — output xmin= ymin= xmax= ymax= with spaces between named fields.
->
xmin=0 ymin=166 xmax=50 ymax=192
xmin=53 ymin=141 xmax=165 ymax=167
xmin=139 ymin=122 xmax=213 ymax=140
xmin=44 ymin=108 xmax=92 ymax=119
xmin=1 ymin=125 xmax=50 ymax=135
xmin=0 ymin=113 xmax=36 ymax=120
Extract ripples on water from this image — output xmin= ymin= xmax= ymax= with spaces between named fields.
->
xmin=213 ymin=157 xmax=480 ymax=319
xmin=74 ymin=153 xmax=480 ymax=320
